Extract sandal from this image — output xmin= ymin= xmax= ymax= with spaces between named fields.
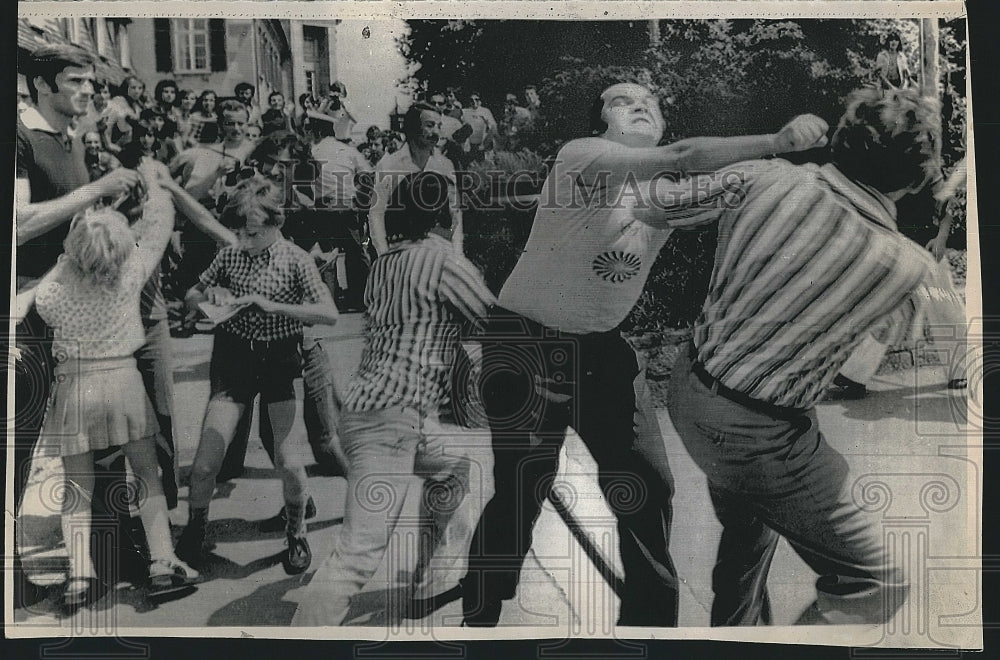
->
xmin=149 ymin=558 xmax=200 ymax=591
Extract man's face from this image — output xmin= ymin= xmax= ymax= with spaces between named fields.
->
xmin=160 ymin=87 xmax=177 ymax=105
xmin=446 ymin=91 xmax=458 ymax=106
xmin=39 ymin=65 xmax=95 ymax=118
xmin=270 ymin=94 xmax=284 ymax=110
xmin=470 ymin=95 xmax=482 ymax=108
xmin=201 ymin=94 xmax=216 ymax=113
xmin=236 ymin=218 xmax=280 ymax=255
xmin=238 ymin=88 xmax=254 ymax=104
xmin=221 ymin=108 xmax=249 ymax=141
xmin=599 ymin=83 xmax=664 ymax=145
xmin=430 ymin=95 xmax=447 ymax=112
xmin=139 ymin=132 xmax=156 ymax=150
xmin=413 ymin=110 xmax=442 ymax=149
xmin=83 ymin=132 xmax=101 ymax=154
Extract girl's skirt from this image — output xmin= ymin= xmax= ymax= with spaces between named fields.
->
xmin=39 ymin=356 xmax=158 ymax=458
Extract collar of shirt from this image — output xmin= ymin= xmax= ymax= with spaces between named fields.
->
xmin=21 ymin=107 xmax=74 ymax=151
xmin=817 ymin=163 xmax=898 ymax=231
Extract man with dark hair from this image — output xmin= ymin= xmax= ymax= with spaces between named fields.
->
xmin=463 ymin=92 xmax=498 ymax=157
xmin=666 ymin=87 xmax=963 ymax=626
xmin=461 ymin=81 xmax=829 ymax=627
xmin=15 ymin=45 xmax=146 ymax=603
xmin=235 ymin=81 xmax=261 ymax=126
xmin=368 ymin=101 xmax=462 ymax=255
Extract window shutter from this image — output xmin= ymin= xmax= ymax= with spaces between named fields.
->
xmin=209 ymin=19 xmax=227 ymax=72
xmin=153 ymin=19 xmax=172 ymax=72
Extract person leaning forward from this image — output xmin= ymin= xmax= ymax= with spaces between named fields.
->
xmin=460 ymin=81 xmax=830 ymax=627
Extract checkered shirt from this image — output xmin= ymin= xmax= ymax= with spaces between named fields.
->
xmin=198 ymin=238 xmax=332 ymax=341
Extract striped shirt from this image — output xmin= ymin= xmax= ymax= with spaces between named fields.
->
xmin=198 ymin=238 xmax=332 ymax=341
xmin=343 ymin=234 xmax=496 ymax=413
xmin=692 ymin=159 xmax=963 ymax=409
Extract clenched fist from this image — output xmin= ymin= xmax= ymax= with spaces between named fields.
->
xmin=773 ymin=114 xmax=829 ymax=153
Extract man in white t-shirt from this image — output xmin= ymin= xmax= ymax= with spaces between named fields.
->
xmin=461 ymin=81 xmax=829 ymax=627
xmin=368 ymin=101 xmax=463 ymax=255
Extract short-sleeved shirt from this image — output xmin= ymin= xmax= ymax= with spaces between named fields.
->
xmin=463 ymin=106 xmax=497 ymax=145
xmin=16 ymin=109 xmax=90 ymax=280
xmin=343 ymin=234 xmax=495 ymax=413
xmin=198 ymin=238 xmax=333 ymax=341
xmin=369 ymin=144 xmax=462 ymax=250
xmin=312 ymin=136 xmax=371 ymax=209
xmin=499 ymin=136 xmax=731 ymax=334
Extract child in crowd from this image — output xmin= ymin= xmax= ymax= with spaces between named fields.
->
xmin=23 ymin=162 xmax=198 ymax=608
xmin=291 ymin=171 xmax=494 ymax=625
xmin=176 ymin=175 xmax=339 ymax=575
xmin=175 ymin=89 xmax=199 ymax=150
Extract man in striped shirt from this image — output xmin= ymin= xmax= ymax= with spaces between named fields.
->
xmin=667 ymin=88 xmax=965 ymax=625
xmin=461 ymin=81 xmax=831 ymax=627
xmin=291 ymin=171 xmax=495 ymax=625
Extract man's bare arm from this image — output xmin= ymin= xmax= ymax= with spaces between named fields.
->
xmin=16 ymin=168 xmax=142 ymax=245
xmin=590 ymin=114 xmax=829 ymax=179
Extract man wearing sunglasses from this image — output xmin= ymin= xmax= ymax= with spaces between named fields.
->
xmin=463 ymin=92 xmax=498 ymax=156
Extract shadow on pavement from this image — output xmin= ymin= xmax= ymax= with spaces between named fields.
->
xmin=206 ymin=574 xmax=306 ymax=626
xmin=828 ymin=380 xmax=968 ymax=426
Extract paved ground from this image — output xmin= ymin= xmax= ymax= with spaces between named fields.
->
xmin=11 ymin=314 xmax=978 ymax=644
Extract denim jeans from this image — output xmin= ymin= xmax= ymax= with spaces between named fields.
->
xmin=291 ymin=407 xmax=469 ymax=625
xmin=462 ymin=309 xmax=679 ymax=627
xmin=666 ymin=348 xmax=908 ymax=625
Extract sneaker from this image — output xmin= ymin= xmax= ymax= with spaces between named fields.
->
xmin=174 ymin=524 xmax=206 ymax=566
xmin=148 ymin=558 xmax=199 ymax=591
xmin=260 ymin=496 xmax=317 ymax=533
xmin=283 ymin=534 xmax=312 ymax=575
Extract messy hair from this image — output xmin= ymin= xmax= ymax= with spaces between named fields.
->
xmin=830 ymin=87 xmax=942 ymax=194
xmin=63 ymin=208 xmax=135 ymax=288
xmin=218 ymin=174 xmax=285 ymax=229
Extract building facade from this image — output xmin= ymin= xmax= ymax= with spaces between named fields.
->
xmin=19 ymin=16 xmax=338 ymax=113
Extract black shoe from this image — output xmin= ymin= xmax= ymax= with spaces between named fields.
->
xmin=283 ymin=534 xmax=312 ymax=575
xmin=260 ymin=496 xmax=317 ymax=532
xmin=174 ymin=523 xmax=206 ymax=566
xmin=460 ymin=578 xmax=502 ymax=627
xmin=948 ymin=378 xmax=968 ymax=390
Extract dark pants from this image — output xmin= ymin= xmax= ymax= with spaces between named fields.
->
xmin=666 ymin=347 xmax=908 ymax=625
xmin=136 ymin=318 xmax=179 ymax=509
xmin=311 ymin=208 xmax=370 ymax=311
xmin=462 ymin=309 xmax=679 ymax=626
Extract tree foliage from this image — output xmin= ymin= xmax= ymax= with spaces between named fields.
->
xmin=400 ymin=18 xmax=969 ymax=329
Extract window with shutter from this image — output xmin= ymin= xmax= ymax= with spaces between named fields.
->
xmin=171 ymin=18 xmax=212 ymax=74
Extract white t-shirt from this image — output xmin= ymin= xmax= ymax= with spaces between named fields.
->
xmin=312 ymin=136 xmax=371 ymax=209
xmin=368 ymin=143 xmax=462 ymax=254
xmin=499 ymin=137 xmax=730 ymax=334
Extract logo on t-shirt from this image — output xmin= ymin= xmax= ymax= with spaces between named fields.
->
xmin=592 ymin=251 xmax=642 ymax=282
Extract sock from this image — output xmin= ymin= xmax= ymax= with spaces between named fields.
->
xmin=284 ymin=498 xmax=308 ymax=538
xmin=137 ymin=493 xmax=173 ymax=562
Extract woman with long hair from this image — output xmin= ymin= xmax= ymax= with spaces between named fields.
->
xmin=190 ymin=90 xmax=220 ymax=144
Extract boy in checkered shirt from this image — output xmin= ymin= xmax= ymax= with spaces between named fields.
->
xmin=176 ymin=175 xmax=339 ymax=574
